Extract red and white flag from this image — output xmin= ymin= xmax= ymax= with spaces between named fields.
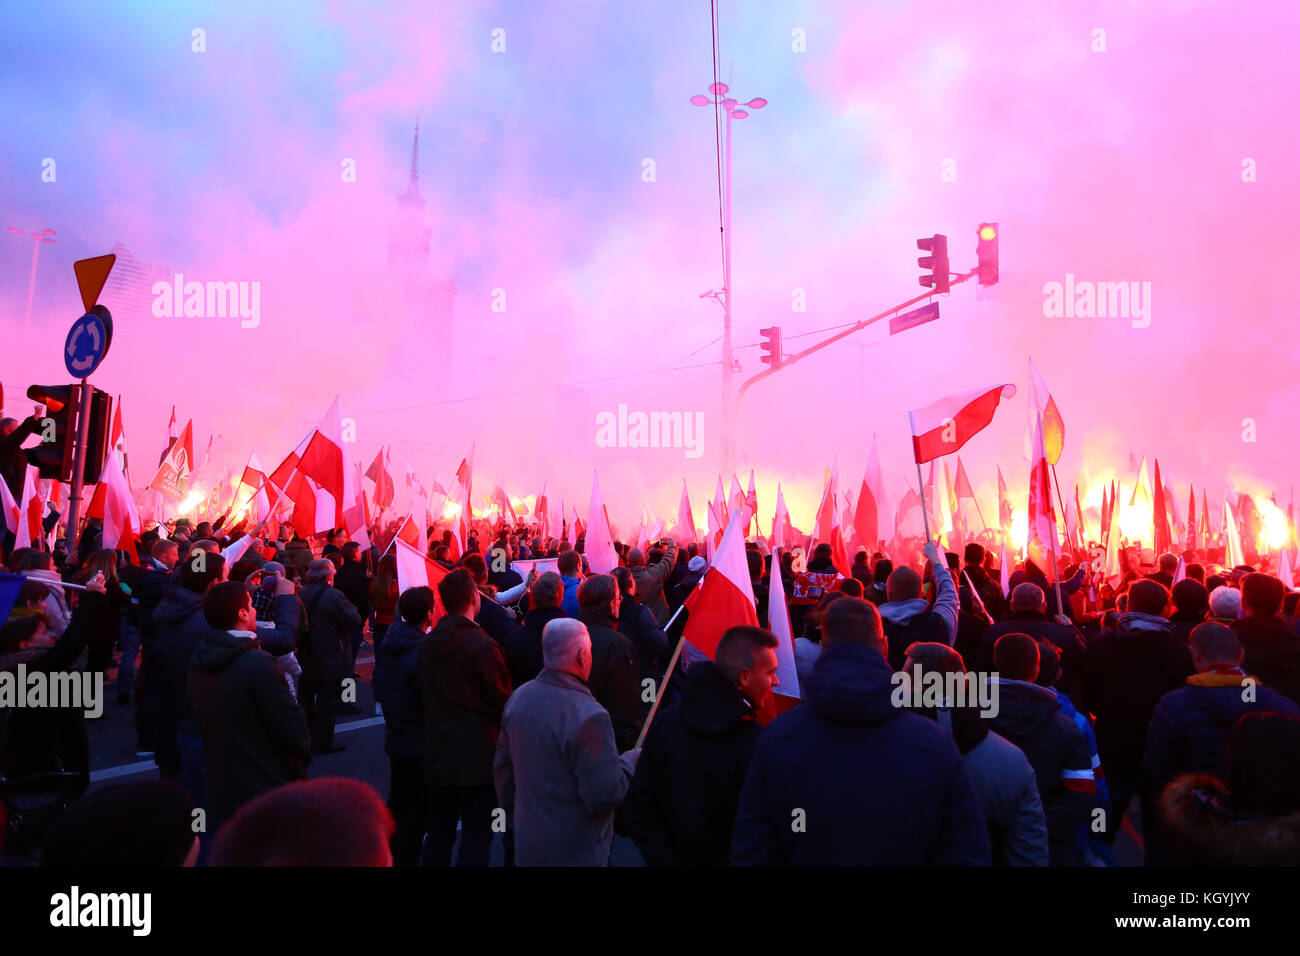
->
xmin=365 ymin=446 xmax=395 ymax=511
xmin=814 ymin=454 xmax=840 ymax=545
xmin=1 ymin=472 xmax=21 ymax=537
xmin=14 ymin=467 xmax=44 ymax=550
xmin=149 ymin=419 xmax=194 ymax=501
xmin=296 ymin=396 xmax=370 ymax=548
xmin=393 ymin=538 xmax=448 ymax=622
xmin=1025 ymin=358 xmax=1064 ymax=464
xmin=1224 ymin=498 xmax=1244 ymax=569
xmin=536 ymin=481 xmax=550 ymax=540
xmin=1278 ymin=548 xmax=1295 ymax=591
xmin=853 ymin=435 xmax=888 ymax=552
xmin=166 ymin=405 xmax=176 ymax=442
xmin=1026 ymin=412 xmax=1060 ymax=581
xmin=745 ymin=470 xmax=758 ymax=537
xmin=764 ymin=553 xmax=801 ymax=722
xmin=97 ymin=451 xmax=143 ymax=562
xmin=675 ymin=479 xmax=697 ymax=544
xmin=770 ymin=482 xmax=793 ymax=551
xmin=683 ymin=506 xmax=759 ymax=659
xmin=585 ymin=470 xmax=618 ymax=574
xmin=909 ymin=383 xmax=1017 ymax=464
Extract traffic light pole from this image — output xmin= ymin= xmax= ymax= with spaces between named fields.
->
xmin=734 ymin=268 xmax=978 ymax=412
xmin=65 ymin=378 xmax=92 ymax=555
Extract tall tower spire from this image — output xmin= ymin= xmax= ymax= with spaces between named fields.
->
xmin=398 ymin=117 xmax=426 ymax=211
xmin=409 ymin=116 xmax=420 ymax=187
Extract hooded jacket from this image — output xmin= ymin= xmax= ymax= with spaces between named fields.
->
xmin=298 ymin=583 xmax=363 ymax=681
xmin=630 ymin=541 xmax=678 ymax=626
xmin=621 ymin=660 xmax=762 ymax=866
xmin=149 ymin=584 xmax=211 ymax=771
xmin=731 ymin=641 xmax=990 ymax=866
xmin=187 ymin=616 xmax=311 ymax=828
xmin=1143 ymin=669 xmax=1300 ymax=796
xmin=1084 ymin=611 xmax=1194 ymax=781
xmin=505 ymin=605 xmax=567 ymax=690
xmin=372 ymin=617 xmax=428 ymax=759
xmin=418 ymin=613 xmax=512 ymax=787
xmin=977 ymin=613 xmax=1088 ymax=700
xmin=878 ymin=564 xmax=959 ymax=670
xmin=984 ymin=678 xmax=1096 ymax=865
xmin=576 ymin=608 xmax=644 ymax=753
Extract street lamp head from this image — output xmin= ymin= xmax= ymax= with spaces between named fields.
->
xmin=7 ymin=227 xmax=24 ymax=234
xmin=709 ymin=82 xmax=729 ymax=95
xmin=730 ymin=109 xmax=749 ymax=119
xmin=745 ymin=98 xmax=768 ymax=109
xmin=689 ymin=94 xmax=712 ymax=106
xmin=721 ymin=97 xmax=737 ymax=110
xmin=40 ymin=228 xmax=56 ymax=236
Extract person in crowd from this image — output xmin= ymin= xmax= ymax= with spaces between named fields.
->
xmin=866 ymin=558 xmax=891 ymax=606
xmin=1082 ymin=579 xmax=1193 ymax=845
xmin=17 ymin=551 xmax=70 ymax=637
xmin=369 ymin=553 xmax=399 ymax=651
xmin=187 ymin=580 xmax=309 ymax=833
xmin=879 ymin=541 xmax=958 ymax=670
xmin=334 ymin=541 xmax=372 ymax=671
xmin=557 ymin=550 xmax=584 ymax=617
xmin=299 ymin=558 xmax=363 ymax=754
xmin=670 ymin=554 xmax=708 ymax=609
xmin=487 ymin=541 xmax=523 ymax=593
xmin=1232 ymin=572 xmax=1300 ymax=704
xmin=902 ymin=641 xmax=1048 ymax=866
xmin=851 ymin=551 xmax=873 ymax=590
xmin=40 ymin=780 xmax=198 ymax=867
xmin=575 ymin=574 xmax=643 ymax=752
xmin=622 ymin=625 xmax=777 ymax=866
xmin=418 ymin=568 xmax=511 ymax=867
xmin=987 ymin=633 xmax=1097 ymax=866
xmin=494 ymin=618 xmax=640 ymax=866
xmin=132 ymin=539 xmax=178 ymax=751
xmin=209 ymin=778 xmax=395 ymax=866
xmin=963 ymin=543 xmax=1007 ymax=621
xmin=462 ymin=552 xmax=518 ymax=647
xmin=1207 ymin=585 xmax=1241 ymax=625
xmin=1159 ymin=711 xmax=1300 ymax=866
xmin=1169 ymin=578 xmax=1210 ymax=643
xmin=731 ymin=590 xmax=991 ymax=865
xmin=611 ymin=566 xmax=670 ymax=694
xmin=505 ymin=571 xmax=567 ymax=689
xmin=1147 ymin=553 xmax=1180 ymax=589
xmin=1008 ymin=559 xmax=1086 ymax=619
xmin=793 ymin=590 xmax=844 ymax=686
xmin=954 ymin=583 xmax=992 ymax=672
xmin=628 ymin=538 xmax=679 ymax=626
xmin=977 ymin=583 xmax=1087 ymax=700
xmin=151 ymin=550 xmax=228 ymax=803
xmin=373 ymin=585 xmax=435 ymax=866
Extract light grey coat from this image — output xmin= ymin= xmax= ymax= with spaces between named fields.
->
xmin=494 ymin=668 xmax=636 ymax=866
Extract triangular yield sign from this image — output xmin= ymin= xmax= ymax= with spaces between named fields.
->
xmin=73 ymin=254 xmax=116 ymax=312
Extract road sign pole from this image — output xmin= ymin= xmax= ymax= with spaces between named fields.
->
xmin=65 ymin=379 xmax=93 ymax=556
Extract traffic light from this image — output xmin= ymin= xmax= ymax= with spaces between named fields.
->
xmin=916 ymin=234 xmax=950 ymax=294
xmin=25 ymin=384 xmax=79 ymax=482
xmin=759 ymin=326 xmax=783 ymax=369
xmin=976 ymin=222 xmax=999 ymax=286
xmin=80 ymin=388 xmax=112 ymax=483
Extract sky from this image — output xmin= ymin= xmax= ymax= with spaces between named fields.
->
xmin=2 ymin=0 xmax=1298 ymax=535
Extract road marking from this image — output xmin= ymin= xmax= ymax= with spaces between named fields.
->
xmin=88 ymin=717 xmax=386 ymax=781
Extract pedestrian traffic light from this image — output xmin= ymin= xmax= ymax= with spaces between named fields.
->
xmin=976 ymin=222 xmax=999 ymax=286
xmin=79 ymin=387 xmax=112 ymax=483
xmin=917 ymin=234 xmax=950 ymax=294
xmin=25 ymin=384 xmax=79 ymax=482
xmin=759 ymin=326 xmax=783 ymax=369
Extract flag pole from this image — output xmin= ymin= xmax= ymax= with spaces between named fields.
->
xmin=635 ymin=602 xmax=689 ymax=749
xmin=1050 ymin=464 xmax=1075 ymax=554
xmin=908 ymin=413 xmax=933 ymax=542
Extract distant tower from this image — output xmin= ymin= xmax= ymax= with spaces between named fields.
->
xmin=387 ymin=119 xmax=457 ymax=363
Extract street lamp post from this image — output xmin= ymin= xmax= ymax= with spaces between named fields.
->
xmin=691 ymin=83 xmax=766 ymax=473
xmin=7 ymin=226 xmax=57 ymax=326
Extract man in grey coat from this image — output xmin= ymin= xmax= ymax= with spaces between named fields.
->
xmin=494 ymin=618 xmax=640 ymax=865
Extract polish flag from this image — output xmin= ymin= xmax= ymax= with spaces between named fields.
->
xmin=1026 ymin=412 xmax=1060 ymax=581
xmin=14 ymin=468 xmax=44 ymax=550
xmin=854 ymin=435 xmax=888 ymax=551
xmin=393 ymin=538 xmax=448 ymax=622
xmin=1103 ymin=482 xmax=1124 ymax=583
xmin=536 ymin=481 xmax=550 ymax=540
xmin=571 ymin=504 xmax=584 ymax=541
xmin=585 ymin=471 xmax=618 ymax=574
xmin=761 ymin=554 xmax=801 ymax=723
xmin=999 ymin=540 xmax=1011 ymax=598
xmin=909 ymin=383 xmax=1017 ymax=464
xmin=675 ymin=479 xmax=696 ymax=544
xmin=1224 ymin=498 xmax=1245 ymax=569
xmin=284 ymin=472 xmax=335 ymax=538
xmin=1152 ymin=459 xmax=1172 ymax=557
xmin=712 ymin=476 xmax=726 ymax=525
xmin=389 ymin=511 xmax=426 ymax=555
xmin=1278 ymin=548 xmax=1295 ymax=591
xmin=268 ymin=430 xmax=313 ymax=492
xmin=96 ymin=452 xmax=143 ymax=563
xmin=682 ymin=506 xmax=760 ymax=660
xmin=770 ymin=482 xmax=793 ymax=551
xmin=240 ymin=453 xmax=274 ymax=522
xmin=814 ymin=454 xmax=840 ymax=544
xmin=1 ymin=473 xmax=21 ymax=537
xmin=297 ymin=396 xmax=369 ymax=548
xmin=365 ymin=446 xmax=395 ymax=511
xmin=706 ymin=499 xmax=723 ymax=559
xmin=1024 ymin=359 xmax=1064 ymax=465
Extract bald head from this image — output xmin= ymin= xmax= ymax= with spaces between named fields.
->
xmin=1010 ymin=582 xmax=1047 ymax=614
xmin=1189 ymin=622 xmax=1243 ymax=671
xmin=542 ymin=618 xmax=592 ymax=680
xmin=886 ymin=566 xmax=922 ymax=603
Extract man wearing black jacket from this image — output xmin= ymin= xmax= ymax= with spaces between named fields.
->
xmin=505 ymin=571 xmax=566 ymax=689
xmin=299 ymin=559 xmax=362 ymax=754
xmin=418 ymin=569 xmax=512 ymax=867
xmin=334 ymin=542 xmax=372 ymax=672
xmin=576 ymin=574 xmax=644 ymax=753
xmin=187 ymin=580 xmax=309 ymax=832
xmin=622 ymin=626 xmax=776 ymax=865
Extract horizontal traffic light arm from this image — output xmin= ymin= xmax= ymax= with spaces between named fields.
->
xmin=735 ymin=268 xmax=977 ymax=406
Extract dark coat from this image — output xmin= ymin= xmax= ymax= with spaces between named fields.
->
xmin=1083 ymin=612 xmax=1195 ymax=782
xmin=372 ymin=618 xmax=427 ymax=759
xmin=418 ymin=614 xmax=512 ymax=787
xmin=617 ymin=596 xmax=670 ymax=685
xmin=630 ymin=542 xmax=678 ymax=625
xmin=187 ymin=615 xmax=310 ymax=828
xmin=1159 ymin=773 xmax=1300 ymax=866
xmin=977 ymin=613 xmax=1088 ymax=700
xmin=984 ymin=679 xmax=1096 ymax=866
xmin=1143 ymin=670 xmax=1300 ymax=796
xmin=621 ymin=660 xmax=761 ymax=866
xmin=150 ymin=584 xmax=213 ymax=771
xmin=576 ymin=609 xmax=645 ymax=753
xmin=964 ymin=564 xmax=1007 ymax=620
xmin=1007 ymin=565 xmax=1085 ymax=618
xmin=731 ymin=641 xmax=991 ymax=866
xmin=1232 ymin=615 xmax=1300 ymax=705
xmin=505 ymin=605 xmax=566 ymax=690
xmin=298 ymin=583 xmax=362 ymax=681
xmin=334 ymin=561 xmax=371 ymax=621
xmin=474 ymin=591 xmax=518 ymax=648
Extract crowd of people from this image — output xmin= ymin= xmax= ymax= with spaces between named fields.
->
xmin=3 ymin=497 xmax=1300 ymax=867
